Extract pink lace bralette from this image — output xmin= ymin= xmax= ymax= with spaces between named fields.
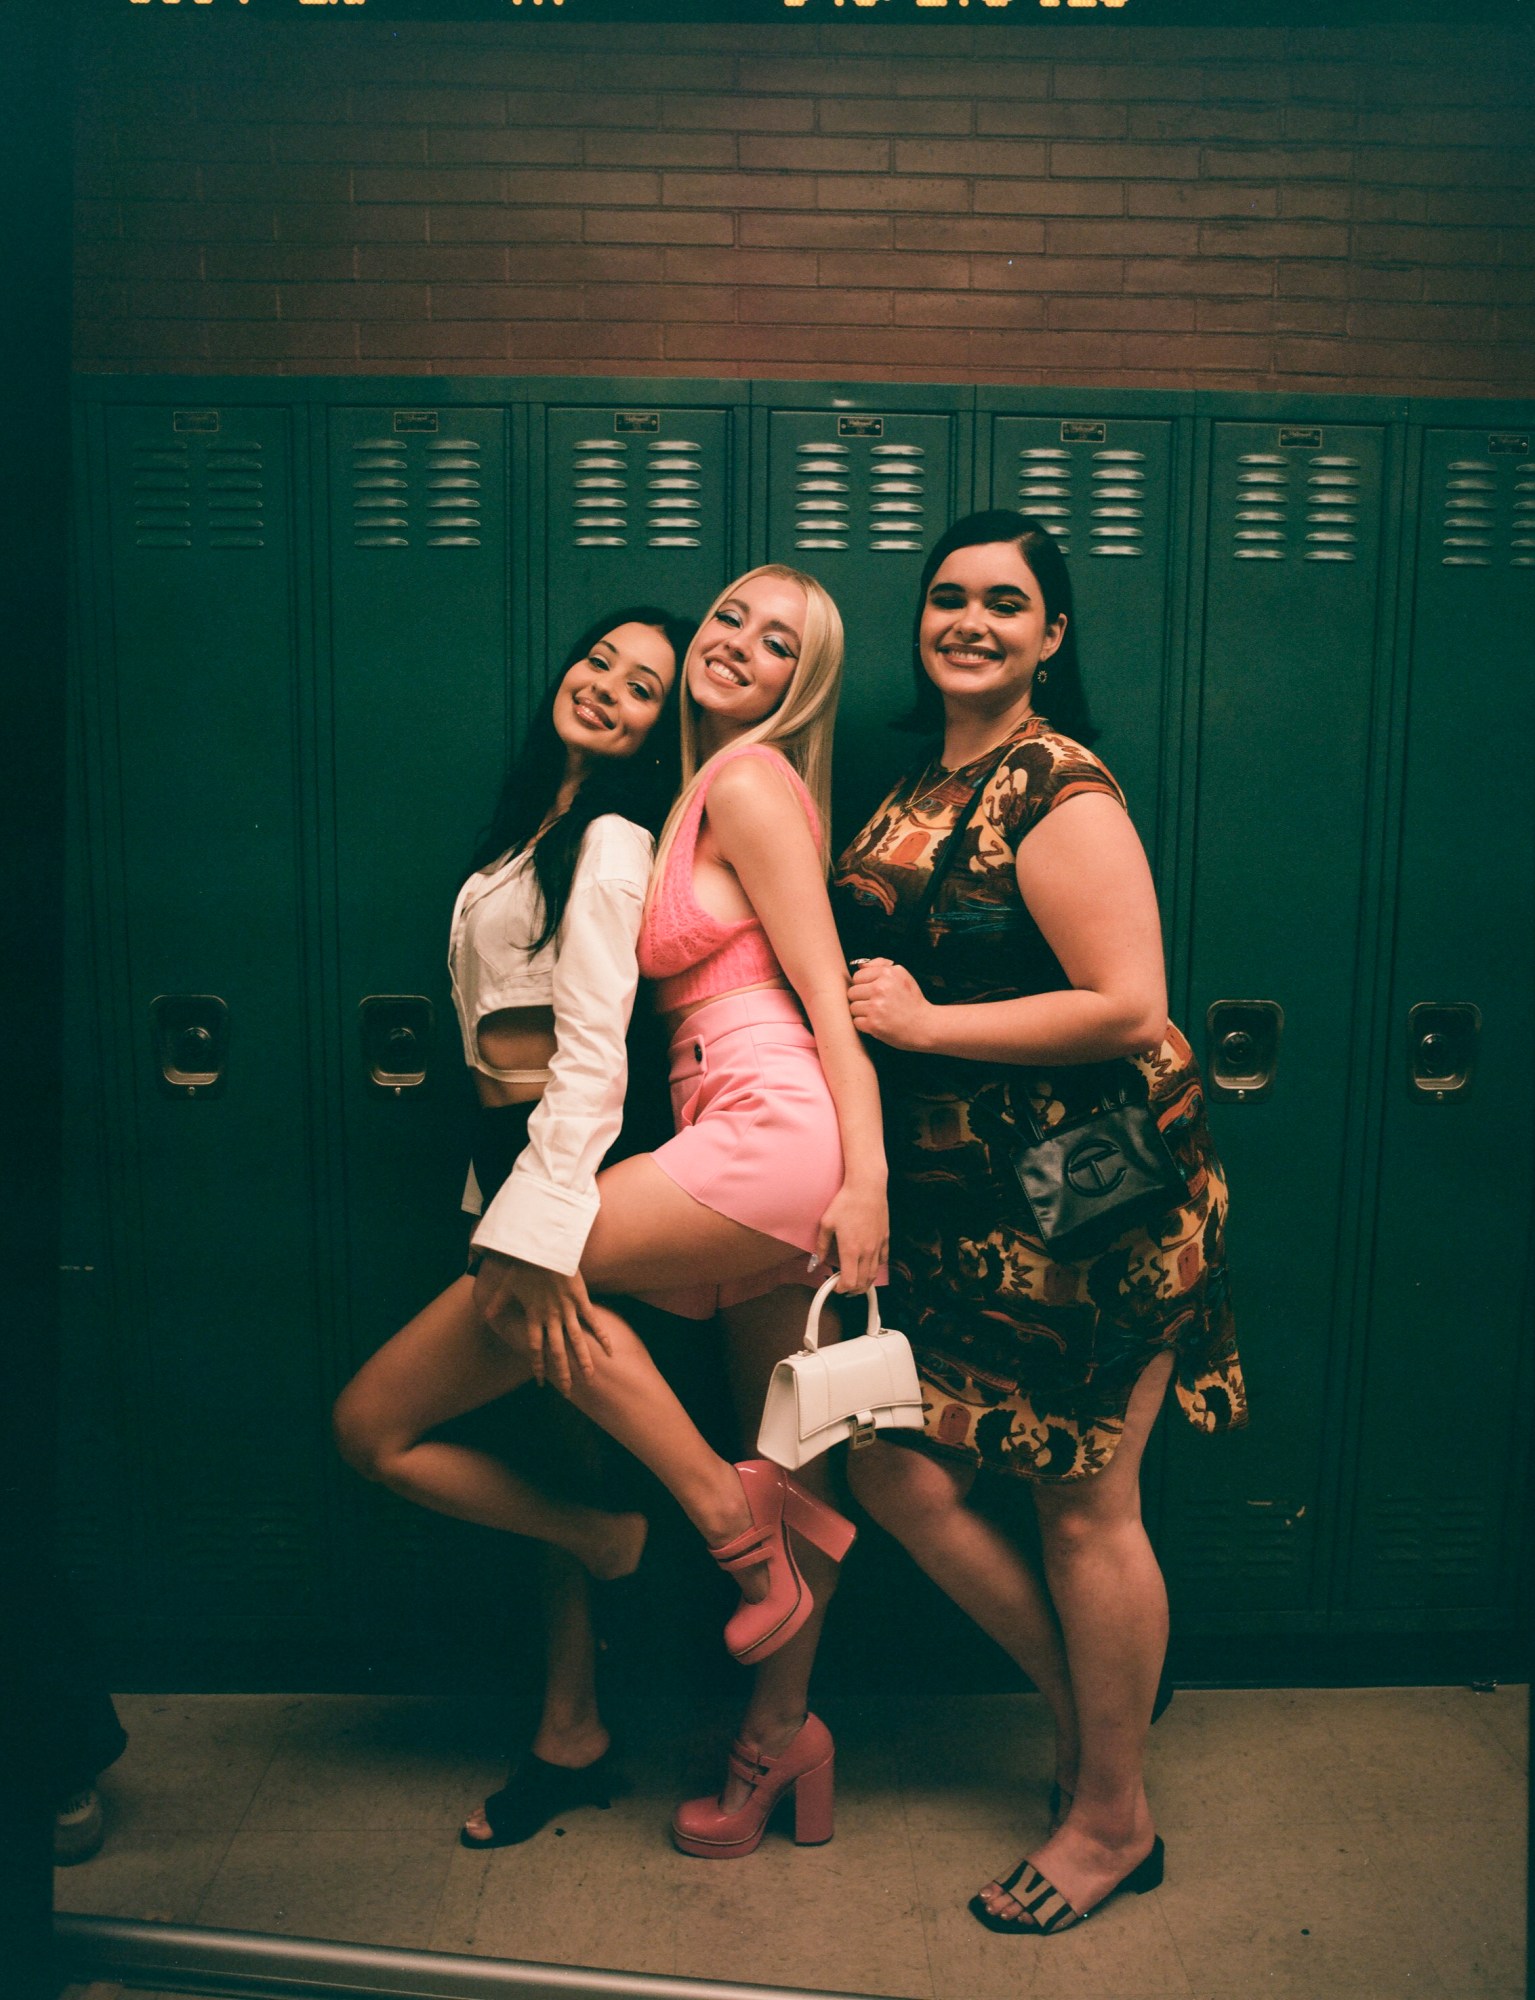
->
xmin=638 ymin=743 xmax=820 ymax=1016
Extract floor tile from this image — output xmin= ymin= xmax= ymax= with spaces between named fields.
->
xmin=1145 ymin=1688 xmax=1350 ymax=1832
xmin=52 ymin=1829 xmax=233 ymax=1925
xmin=102 ymin=1695 xmax=290 ymax=1833
xmin=1311 ymin=1688 xmax=1528 ymax=1825
xmin=238 ymin=1695 xmax=499 ymax=1834
xmin=1402 ymin=1812 xmax=1528 ymax=1994
xmin=1464 ymin=1682 xmax=1529 ymax=1775
xmin=194 ymin=1830 xmax=453 ymax=1949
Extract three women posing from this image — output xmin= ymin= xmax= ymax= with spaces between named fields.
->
xmin=334 ymin=569 xmax=885 ymax=1854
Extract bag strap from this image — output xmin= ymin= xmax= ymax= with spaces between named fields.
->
xmin=802 ymin=1273 xmax=880 ymax=1353
xmin=899 ymin=741 xmax=1013 ymax=963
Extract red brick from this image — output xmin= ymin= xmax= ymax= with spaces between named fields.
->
xmin=973 ymin=180 xmax=1124 ymax=218
xmin=969 ymin=330 xmax=1128 ymax=373
xmin=1045 ymin=296 xmax=1198 ymax=332
xmin=1051 ymin=143 xmax=1201 ymax=181
xmin=1114 ymin=332 xmax=1278 ymax=373
xmin=977 ymin=103 xmax=1129 ymax=140
xmin=1201 ymin=220 xmax=1350 ymax=258
xmin=894 ymin=140 xmax=1048 ymax=179
xmin=1125 ymin=258 xmax=1273 ymax=295
xmin=1424 ymin=265 xmax=1535 ymax=304
xmin=502 ymin=245 xmax=663 ymax=284
xmin=1349 ymin=301 xmax=1496 ymax=341
xmin=1362 ymin=145 xmax=1535 ymax=188
xmin=1354 ymin=223 xmax=1503 ymax=263
xmin=585 ymin=210 xmax=735 ymax=246
xmin=122 ymin=202 xmax=276 ymax=243
xmin=1194 ymin=63 xmax=1296 ymax=105
xmin=1279 ymin=186 xmax=1354 ymax=221
xmin=430 ymin=129 xmax=584 ymax=168
xmin=284 ymin=205 xmax=427 ymax=244
xmin=506 ymin=91 xmax=662 ymax=129
xmin=1271 ymin=300 xmax=1351 ymax=335
xmin=1348 ymin=264 xmax=1425 ymax=301
xmin=741 ymin=213 xmax=892 ymax=250
xmin=349 ymin=88 xmax=508 ymax=127
xmin=90 ymin=278 xmax=277 ymax=319
xmin=75 ymin=320 xmax=208 ymax=366
xmin=817 ymin=176 xmax=972 ymax=215
xmin=579 ymin=58 xmax=737 ymax=95
xmin=75 ymin=242 xmax=202 ymax=281
xmin=429 ymin=207 xmax=580 ymax=245
xmin=426 ymin=283 xmax=583 ymax=320
xmin=894 ymin=60 xmax=1052 ymax=101
xmin=1351 ymin=186 xmax=1430 ymax=224
xmin=356 ymin=169 xmax=503 ymax=205
xmin=1047 ymin=219 xmax=1200 ymax=257
xmin=586 ymin=132 xmax=738 ymax=171
xmin=664 ymin=322 xmax=962 ymax=369
xmin=896 ymin=217 xmax=1050 ymax=254
xmin=206 ymin=322 xmax=359 ymax=362
xmin=201 ymin=165 xmax=352 ymax=204
xmin=659 ymin=248 xmax=812 ymax=287
xmin=829 ymin=250 xmax=971 ymax=289
xmin=267 ymin=125 xmax=425 ymax=168
xmin=1193 ymin=298 xmax=1277 ymax=333
xmin=512 ymin=323 xmax=666 ymax=362
xmin=1202 ymin=146 xmax=1354 ymax=181
xmin=361 ymin=322 xmax=512 ymax=361
xmin=1284 ymin=107 xmax=1360 ymax=143
xmin=1127 ymin=182 xmax=1279 ymax=219
xmin=1052 ymin=64 xmax=1206 ymax=103
xmin=662 ymin=173 xmax=818 ymax=211
xmin=282 ymin=283 xmax=428 ymax=321
xmin=504 ymin=170 xmax=661 ymax=208
xmin=893 ymin=292 xmax=1047 ymax=331
xmin=820 ymin=97 xmax=973 ymax=137
xmin=736 ymin=59 xmax=897 ymax=97
xmin=663 ymin=97 xmax=815 ymax=135
xmin=356 ymin=245 xmax=509 ymax=283
xmin=1425 ymin=187 xmax=1535 ymax=226
xmin=586 ymin=283 xmax=736 ymax=322
xmin=1276 ymin=260 xmax=1354 ymax=298
xmin=972 ymin=253 xmax=1123 ymax=293
xmin=742 ymin=136 xmax=890 ymax=174
xmin=1128 ymin=106 xmax=1283 ymax=144
xmin=739 ymin=287 xmax=892 ymax=326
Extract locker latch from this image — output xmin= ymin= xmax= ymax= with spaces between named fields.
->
xmin=1204 ymin=999 xmax=1283 ymax=1101
xmin=150 ymin=994 xmax=230 ymax=1098
xmin=359 ymin=995 xmax=434 ymax=1094
xmin=1408 ymin=1001 xmax=1479 ymax=1099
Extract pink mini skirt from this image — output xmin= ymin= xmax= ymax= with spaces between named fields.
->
xmin=641 ymin=987 xmax=847 ymax=1320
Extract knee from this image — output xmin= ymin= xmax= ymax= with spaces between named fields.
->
xmin=847 ymin=1445 xmax=954 ymax=1539
xmin=1034 ymin=1484 xmax=1131 ymax=1563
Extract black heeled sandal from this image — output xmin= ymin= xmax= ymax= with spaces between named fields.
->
xmin=969 ymin=1835 xmax=1164 ymax=1935
xmin=460 ymin=1748 xmax=620 ymax=1849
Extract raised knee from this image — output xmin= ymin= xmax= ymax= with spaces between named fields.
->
xmin=848 ymin=1445 xmax=948 ymax=1534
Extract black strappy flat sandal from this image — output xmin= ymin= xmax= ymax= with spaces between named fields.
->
xmin=460 ymin=1748 xmax=620 ymax=1850
xmin=969 ymin=1835 xmax=1165 ymax=1935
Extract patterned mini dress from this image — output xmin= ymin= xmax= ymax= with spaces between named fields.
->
xmin=831 ymin=718 xmax=1247 ymax=1484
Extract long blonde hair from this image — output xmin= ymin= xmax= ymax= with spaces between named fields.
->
xmin=647 ymin=565 xmax=844 ymax=897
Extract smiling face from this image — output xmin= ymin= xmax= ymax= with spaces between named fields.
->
xmin=552 ymin=619 xmax=678 ymax=764
xmin=686 ymin=572 xmax=808 ymax=735
xmin=918 ymin=541 xmax=1067 ymax=722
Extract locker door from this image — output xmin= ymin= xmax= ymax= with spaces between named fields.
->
xmin=1161 ymin=418 xmax=1395 ymax=1629
xmin=1342 ymin=424 xmax=1535 ymax=1623
xmin=762 ymin=406 xmax=964 ymax=841
xmin=986 ymin=413 xmax=1182 ymax=864
xmin=541 ymin=403 xmax=736 ymax=680
xmin=89 ymin=403 xmax=324 ymax=1650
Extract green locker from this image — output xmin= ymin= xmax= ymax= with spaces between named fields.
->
xmin=85 ymin=401 xmax=327 ymax=1652
xmin=754 ymin=387 xmax=971 ymax=841
xmin=321 ymin=400 xmax=516 ymax=1636
xmin=978 ymin=400 xmax=1190 ymax=878
xmin=1160 ymin=414 xmax=1397 ymax=1630
xmin=1340 ymin=418 xmax=1535 ymax=1625
xmin=534 ymin=389 xmax=746 ymax=681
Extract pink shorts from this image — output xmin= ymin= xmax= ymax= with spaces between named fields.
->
xmin=639 ymin=988 xmax=846 ymax=1321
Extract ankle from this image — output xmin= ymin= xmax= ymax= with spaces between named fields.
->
xmin=531 ymin=1718 xmax=610 ymax=1768
xmin=696 ymin=1464 xmax=753 ymax=1546
xmin=740 ymin=1705 xmax=809 ymax=1751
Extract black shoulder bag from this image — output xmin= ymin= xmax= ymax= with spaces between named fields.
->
xmin=897 ymin=753 xmax=1187 ymax=1264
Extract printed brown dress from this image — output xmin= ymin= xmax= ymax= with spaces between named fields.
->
xmin=831 ymin=719 xmax=1247 ymax=1483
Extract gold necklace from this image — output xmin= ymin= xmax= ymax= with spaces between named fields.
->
xmin=912 ymin=711 xmax=1038 ymax=813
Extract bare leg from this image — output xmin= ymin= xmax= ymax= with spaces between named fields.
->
xmin=847 ymin=1443 xmax=1079 ymax=1794
xmin=982 ymin=1350 xmax=1174 ymax=1923
xmin=714 ymin=1286 xmax=841 ymax=1807
xmin=333 ymin=1276 xmax=646 ymax=1579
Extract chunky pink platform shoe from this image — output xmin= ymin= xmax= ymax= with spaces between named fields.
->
xmin=672 ymin=1713 xmax=836 ymax=1859
xmin=709 ymin=1460 xmax=857 ymax=1666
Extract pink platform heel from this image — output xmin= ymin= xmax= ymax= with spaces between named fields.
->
xmin=672 ymin=1712 xmax=836 ymax=1859
xmin=709 ymin=1459 xmax=856 ymax=1667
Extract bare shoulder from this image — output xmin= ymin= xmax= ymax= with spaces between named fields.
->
xmin=705 ymin=748 xmax=805 ymax=821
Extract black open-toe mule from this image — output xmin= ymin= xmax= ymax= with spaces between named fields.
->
xmin=460 ymin=1748 xmax=619 ymax=1849
xmin=969 ymin=1835 xmax=1165 ymax=1935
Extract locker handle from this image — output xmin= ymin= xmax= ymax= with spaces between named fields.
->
xmin=1204 ymin=999 xmax=1283 ymax=1101
xmin=359 ymin=995 xmax=434 ymax=1095
xmin=1408 ymin=1001 xmax=1479 ymax=1099
xmin=150 ymin=994 xmax=229 ymax=1098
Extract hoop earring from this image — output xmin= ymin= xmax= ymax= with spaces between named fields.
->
xmin=1035 ymin=665 xmax=1049 ymax=685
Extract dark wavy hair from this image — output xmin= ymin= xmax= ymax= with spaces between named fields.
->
xmin=900 ymin=509 xmax=1099 ymax=748
xmin=470 ymin=606 xmax=691 ymax=954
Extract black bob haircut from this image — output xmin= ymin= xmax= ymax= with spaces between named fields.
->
xmin=470 ymin=605 xmax=693 ymax=954
xmin=901 ymin=509 xmax=1099 ymax=748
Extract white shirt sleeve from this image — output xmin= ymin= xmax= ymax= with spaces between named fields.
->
xmin=468 ymin=818 xmax=651 ymax=1274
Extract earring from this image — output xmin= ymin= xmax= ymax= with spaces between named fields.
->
xmin=1035 ymin=665 xmax=1049 ymax=685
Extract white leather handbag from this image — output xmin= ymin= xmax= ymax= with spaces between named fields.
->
xmin=756 ymin=1274 xmax=926 ymax=1471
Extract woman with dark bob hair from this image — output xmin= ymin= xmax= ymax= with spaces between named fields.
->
xmin=832 ymin=512 xmax=1246 ymax=1934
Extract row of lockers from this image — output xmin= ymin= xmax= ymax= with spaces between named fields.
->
xmin=64 ymin=375 xmax=1532 ymax=1684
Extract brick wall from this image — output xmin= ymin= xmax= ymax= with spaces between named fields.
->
xmin=74 ymin=18 xmax=1535 ymax=395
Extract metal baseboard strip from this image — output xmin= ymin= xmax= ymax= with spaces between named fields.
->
xmin=55 ymin=1915 xmax=891 ymax=2000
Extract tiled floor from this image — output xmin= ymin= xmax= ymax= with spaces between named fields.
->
xmin=58 ymin=1684 xmax=1526 ymax=2000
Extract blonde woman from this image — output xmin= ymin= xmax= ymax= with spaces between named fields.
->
xmin=362 ymin=567 xmax=888 ymax=1851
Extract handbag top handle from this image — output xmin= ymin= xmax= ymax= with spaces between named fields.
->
xmin=803 ymin=1273 xmax=881 ymax=1353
